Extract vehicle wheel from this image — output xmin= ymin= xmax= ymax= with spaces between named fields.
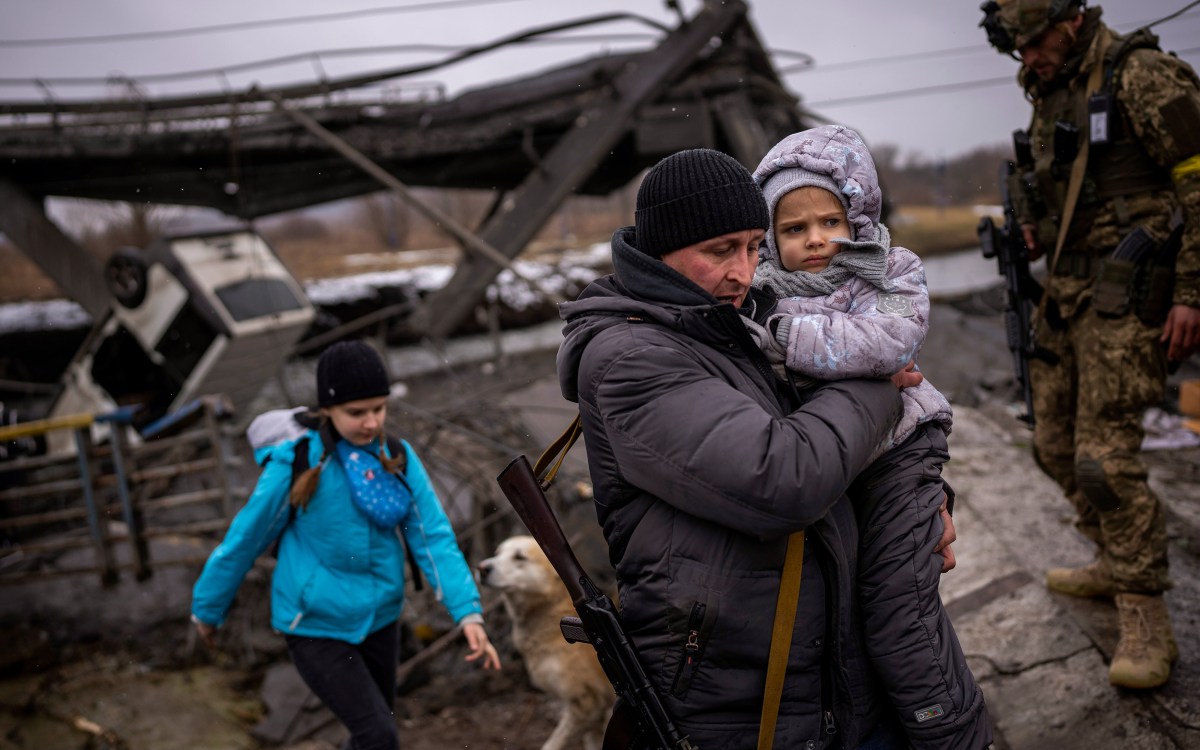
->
xmin=105 ymin=247 xmax=149 ymax=308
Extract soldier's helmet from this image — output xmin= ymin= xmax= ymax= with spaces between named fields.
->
xmin=979 ymin=0 xmax=1084 ymax=53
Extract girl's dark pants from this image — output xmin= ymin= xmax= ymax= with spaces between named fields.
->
xmin=286 ymin=620 xmax=400 ymax=750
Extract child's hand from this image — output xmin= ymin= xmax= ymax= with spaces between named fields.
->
xmin=891 ymin=360 xmax=923 ymax=389
xmin=192 ymin=615 xmax=218 ymax=649
xmin=463 ymin=622 xmax=501 ymax=670
xmin=743 ymin=316 xmax=788 ymax=365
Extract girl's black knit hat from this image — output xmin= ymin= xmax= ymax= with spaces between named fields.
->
xmin=634 ymin=148 xmax=770 ymax=258
xmin=316 ymin=340 xmax=390 ymax=407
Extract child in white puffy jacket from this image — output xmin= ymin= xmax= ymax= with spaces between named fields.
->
xmin=747 ymin=124 xmax=991 ymax=750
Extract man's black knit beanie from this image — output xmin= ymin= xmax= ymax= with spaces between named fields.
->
xmin=634 ymin=148 xmax=770 ymax=258
xmin=316 ymin=340 xmax=390 ymax=407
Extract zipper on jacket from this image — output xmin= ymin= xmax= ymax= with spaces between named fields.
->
xmin=407 ymin=503 xmax=445 ymax=602
xmin=722 ymin=307 xmax=789 ymax=403
xmin=671 ymin=602 xmax=707 ymax=697
xmin=288 ymin=612 xmax=304 ymax=631
xmin=813 ymin=531 xmax=840 ymax=741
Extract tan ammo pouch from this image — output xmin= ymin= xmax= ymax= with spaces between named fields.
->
xmin=1092 ymin=256 xmax=1137 ymax=318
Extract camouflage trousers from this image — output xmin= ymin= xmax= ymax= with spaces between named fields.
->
xmin=1030 ymin=303 xmax=1171 ymax=594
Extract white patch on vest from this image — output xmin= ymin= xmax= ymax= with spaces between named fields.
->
xmin=876 ymin=293 xmax=915 ymax=317
xmin=1090 ymin=110 xmax=1108 ymax=144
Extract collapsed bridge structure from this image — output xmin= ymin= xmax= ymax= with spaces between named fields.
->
xmin=0 ymin=0 xmax=815 ymax=591
xmin=0 ymin=0 xmax=813 ymax=341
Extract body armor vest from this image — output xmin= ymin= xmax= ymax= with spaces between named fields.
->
xmin=1029 ymin=28 xmax=1172 ymax=230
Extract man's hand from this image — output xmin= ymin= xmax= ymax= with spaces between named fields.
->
xmin=1021 ymin=224 xmax=1042 ymax=261
xmin=891 ymin=360 xmax=923 ymax=389
xmin=1161 ymin=304 xmax=1200 ymax=362
xmin=933 ymin=492 xmax=957 ymax=574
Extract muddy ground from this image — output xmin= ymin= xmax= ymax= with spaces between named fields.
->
xmin=2 ymin=292 xmax=1198 ymax=750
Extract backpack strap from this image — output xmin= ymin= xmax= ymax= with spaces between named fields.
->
xmin=287 ymin=435 xmax=310 ymax=525
xmin=385 ymin=434 xmax=412 ymax=493
xmin=1102 ymin=27 xmax=1160 ymax=91
xmin=384 ymin=434 xmax=424 ymax=592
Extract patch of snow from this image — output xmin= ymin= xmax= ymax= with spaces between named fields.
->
xmin=303 ymin=264 xmax=455 ymax=304
xmin=0 ymin=241 xmax=612 ymax=332
xmin=486 ymin=258 xmax=602 ymax=311
xmin=0 ymin=299 xmax=91 ymax=334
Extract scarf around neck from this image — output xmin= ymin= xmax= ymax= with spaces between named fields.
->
xmin=755 ymin=222 xmax=895 ymax=299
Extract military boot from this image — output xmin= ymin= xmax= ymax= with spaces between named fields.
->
xmin=1108 ymin=593 xmax=1179 ymax=689
xmin=1045 ymin=561 xmax=1116 ymax=599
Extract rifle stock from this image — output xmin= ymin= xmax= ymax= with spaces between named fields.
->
xmin=496 ymin=455 xmax=697 ymax=750
xmin=496 ymin=455 xmax=588 ymax=602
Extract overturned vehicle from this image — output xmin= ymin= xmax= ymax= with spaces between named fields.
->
xmin=42 ymin=227 xmax=313 ymax=454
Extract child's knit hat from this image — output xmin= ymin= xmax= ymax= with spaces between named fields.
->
xmin=316 ymin=340 xmax=390 ymax=407
xmin=634 ymin=148 xmax=769 ymax=258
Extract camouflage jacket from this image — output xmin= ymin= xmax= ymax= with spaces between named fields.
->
xmin=1014 ymin=8 xmax=1200 ymax=313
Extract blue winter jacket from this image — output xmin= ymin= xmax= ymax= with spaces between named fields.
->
xmin=192 ymin=432 xmax=482 ymax=642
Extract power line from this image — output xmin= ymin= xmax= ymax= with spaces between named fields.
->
xmin=0 ymin=0 xmax=530 ymax=48
xmin=1146 ymin=0 xmax=1200 ymax=28
xmin=0 ymin=12 xmax=670 ymax=115
xmin=779 ymin=45 xmax=980 ymax=75
xmin=0 ymin=23 xmax=665 ymax=94
xmin=0 ymin=32 xmax=663 ymax=88
xmin=778 ymin=8 xmax=1199 ymax=77
xmin=806 ymin=75 xmax=1014 ymax=108
xmin=805 ymin=46 xmax=1200 ymax=109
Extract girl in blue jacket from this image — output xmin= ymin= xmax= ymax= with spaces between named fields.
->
xmin=192 ymin=340 xmax=499 ymax=750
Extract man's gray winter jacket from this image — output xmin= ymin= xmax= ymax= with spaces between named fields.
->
xmin=556 ymin=226 xmax=903 ymax=749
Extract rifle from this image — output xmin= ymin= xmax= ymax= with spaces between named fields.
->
xmin=497 ymin=451 xmax=698 ymax=750
xmin=1134 ymin=220 xmax=1185 ymax=329
xmin=976 ymin=156 xmax=1055 ymax=427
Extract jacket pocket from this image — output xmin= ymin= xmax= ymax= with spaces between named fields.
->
xmin=293 ymin=565 xmax=363 ymax=630
xmin=670 ymin=597 xmax=719 ymax=698
xmin=290 ymin=567 xmax=321 ymax=631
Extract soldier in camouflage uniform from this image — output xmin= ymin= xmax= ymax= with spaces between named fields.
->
xmin=981 ymin=0 xmax=1200 ymax=689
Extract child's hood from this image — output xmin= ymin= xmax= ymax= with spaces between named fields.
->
xmin=753 ymin=124 xmax=882 ymax=249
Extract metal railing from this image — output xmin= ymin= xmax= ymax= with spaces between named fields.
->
xmin=0 ymin=397 xmax=234 ymax=586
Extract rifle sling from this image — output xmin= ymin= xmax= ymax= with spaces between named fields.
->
xmin=758 ymin=530 xmax=805 ymax=750
xmin=533 ymin=413 xmax=583 ymax=490
xmin=1049 ymin=32 xmax=1112 ymax=276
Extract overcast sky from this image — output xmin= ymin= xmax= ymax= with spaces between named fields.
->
xmin=2 ymin=0 xmax=1198 ymax=161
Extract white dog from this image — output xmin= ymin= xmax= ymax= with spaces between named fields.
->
xmin=479 ymin=535 xmax=613 ymax=750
